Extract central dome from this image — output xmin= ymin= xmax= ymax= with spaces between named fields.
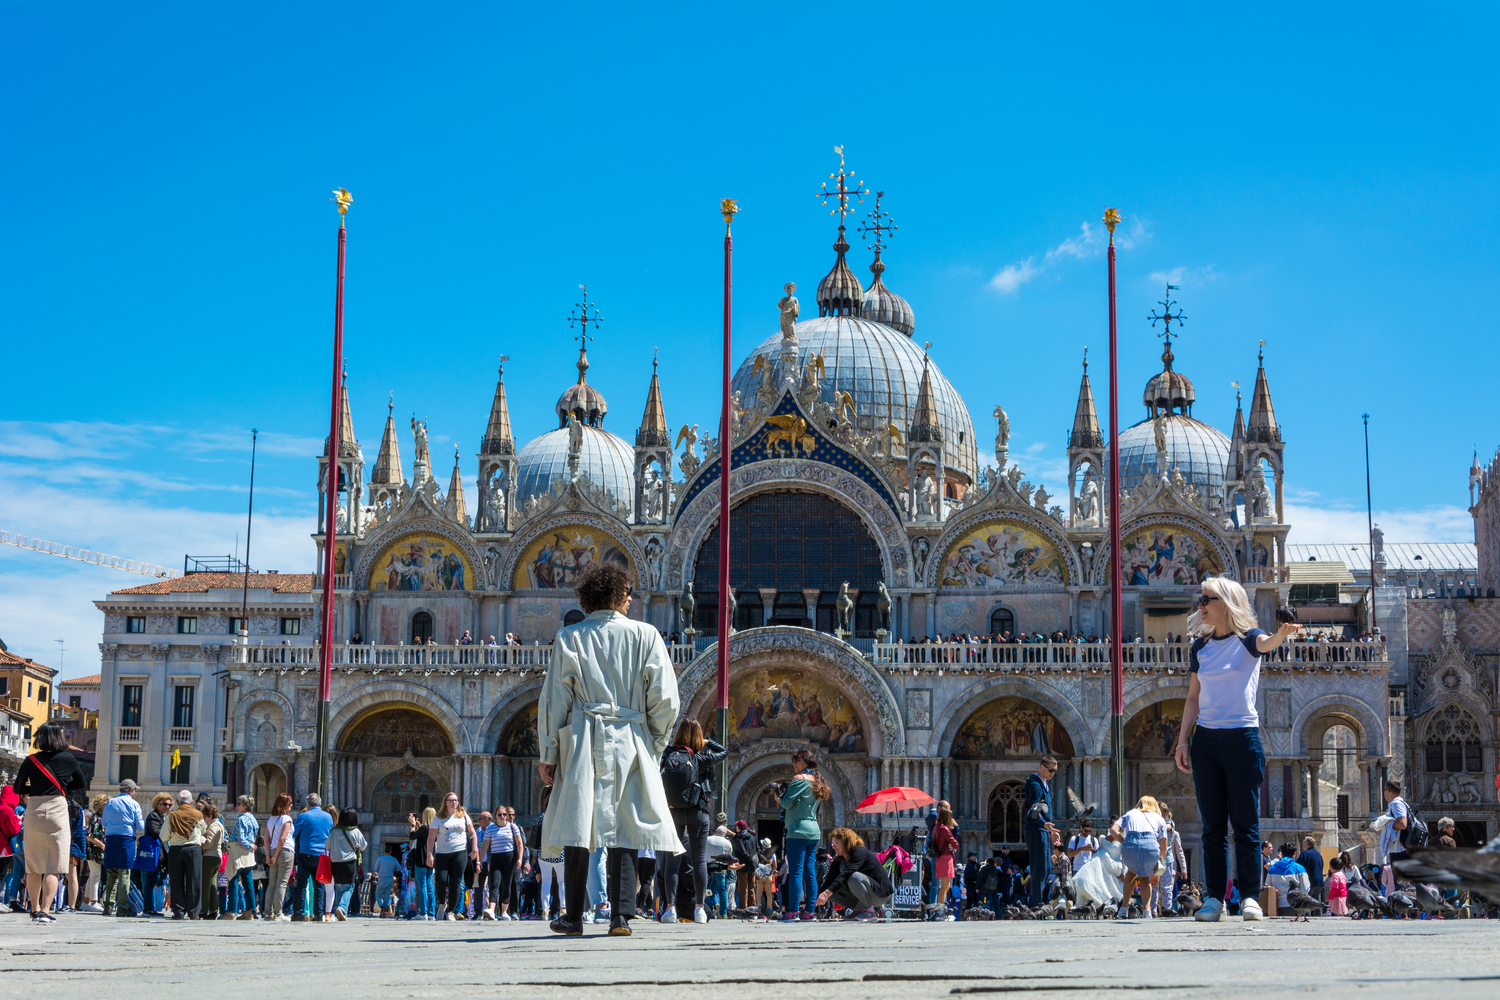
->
xmin=1118 ymin=414 xmax=1231 ymax=500
xmin=516 ymin=425 xmax=635 ymax=512
xmin=731 ymin=316 xmax=980 ymax=486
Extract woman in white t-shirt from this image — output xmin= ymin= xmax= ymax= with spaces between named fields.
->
xmin=1174 ymin=575 xmax=1300 ymax=923
xmin=263 ymin=792 xmax=296 ymax=921
xmin=425 ymin=792 xmax=478 ymax=920
xmin=1109 ymin=796 xmax=1169 ymax=917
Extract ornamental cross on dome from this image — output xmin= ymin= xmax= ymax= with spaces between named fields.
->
xmin=817 ymin=145 xmax=866 ymax=230
xmin=1149 ymin=284 xmax=1187 ymax=369
xmin=567 ymin=284 xmax=603 ymax=353
xmin=858 ymin=191 xmax=897 ymax=254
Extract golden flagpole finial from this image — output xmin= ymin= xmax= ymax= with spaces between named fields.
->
xmin=1103 ymin=207 xmax=1121 ymax=243
xmin=331 ymin=188 xmax=353 ymax=225
xmin=721 ymin=197 xmax=740 ymax=232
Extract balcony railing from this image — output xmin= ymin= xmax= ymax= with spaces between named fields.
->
xmin=115 ymin=726 xmax=143 ymax=745
xmin=231 ymin=642 xmax=697 ymax=671
xmin=310 ymin=574 xmax=353 ymax=591
xmin=1243 ymin=567 xmax=1291 ymax=584
xmin=168 ymin=727 xmax=196 ymax=745
xmin=873 ymin=639 xmax=1388 ymax=671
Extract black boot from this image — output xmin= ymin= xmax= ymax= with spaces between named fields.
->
xmin=608 ymin=914 xmax=632 ymax=936
xmin=549 ymin=914 xmax=583 ymax=936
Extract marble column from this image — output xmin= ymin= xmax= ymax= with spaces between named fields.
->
xmin=1299 ymin=760 xmax=1312 ymax=818
xmin=758 ymin=588 xmax=777 ymax=627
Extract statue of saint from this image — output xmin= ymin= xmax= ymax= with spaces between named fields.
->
xmin=567 ymin=412 xmax=584 ymax=460
xmin=411 ymin=417 xmax=431 ymax=466
xmin=778 ymin=282 xmax=800 ymax=345
xmin=1079 ymin=470 xmax=1099 ymax=523
xmin=916 ymin=474 xmax=936 ymax=516
xmin=993 ymin=405 xmax=1010 ymax=450
xmin=1153 ymin=413 xmax=1168 ymax=460
xmin=912 ymin=537 xmax=929 ymax=583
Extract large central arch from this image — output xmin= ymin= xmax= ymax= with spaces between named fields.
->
xmin=678 ymin=626 xmax=905 ymax=757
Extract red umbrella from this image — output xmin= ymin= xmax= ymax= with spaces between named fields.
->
xmin=856 ymin=786 xmax=935 ymax=815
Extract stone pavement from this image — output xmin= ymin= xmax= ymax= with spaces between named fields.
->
xmin=3 ymin=914 xmax=1498 ymax=999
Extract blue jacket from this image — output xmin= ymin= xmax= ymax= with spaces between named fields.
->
xmin=102 ymin=793 xmax=145 ymax=838
xmin=1295 ymin=848 xmax=1325 ymax=887
xmin=1023 ymin=773 xmax=1051 ymax=834
xmin=293 ymin=808 xmax=334 ymax=855
xmin=232 ymin=811 xmax=258 ymax=851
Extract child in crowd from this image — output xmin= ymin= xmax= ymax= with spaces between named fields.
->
xmin=1326 ymin=857 xmax=1349 ymax=916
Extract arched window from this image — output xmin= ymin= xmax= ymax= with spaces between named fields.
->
xmin=410 ymin=611 xmax=433 ymax=644
xmin=693 ymin=490 xmax=884 ymax=636
xmin=989 ymin=780 xmax=1025 ymax=844
xmin=989 ymin=607 xmax=1015 ymax=636
xmin=1425 ymin=704 xmax=1483 ymax=773
xmin=562 ymin=610 xmax=585 ymax=627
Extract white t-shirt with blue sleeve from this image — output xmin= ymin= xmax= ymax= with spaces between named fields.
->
xmin=1189 ymin=629 xmax=1268 ymax=729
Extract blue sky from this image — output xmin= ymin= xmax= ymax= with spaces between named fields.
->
xmin=2 ymin=2 xmax=1495 ymax=677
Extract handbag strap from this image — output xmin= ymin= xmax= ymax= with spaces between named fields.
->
xmin=29 ymin=757 xmax=67 ymax=795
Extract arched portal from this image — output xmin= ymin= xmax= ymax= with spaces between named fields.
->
xmin=411 ymin=611 xmax=434 ymax=644
xmin=951 ymin=697 xmax=1075 ymax=760
xmin=693 ymin=491 xmax=885 ymax=636
xmin=706 ymin=666 xmax=867 ymax=754
xmin=339 ymin=707 xmax=454 ymax=757
xmin=249 ymin=763 xmax=286 ymax=815
xmin=371 ymin=766 xmax=442 ymax=820
xmin=494 ymin=701 xmax=541 ymax=817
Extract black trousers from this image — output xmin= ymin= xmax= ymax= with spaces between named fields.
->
xmin=636 ymin=856 xmax=657 ymax=912
xmin=167 ymin=844 xmax=202 ymax=918
xmin=487 ymin=850 xmax=516 ymax=910
xmin=661 ymin=808 xmax=710 ymax=913
xmin=563 ymin=846 xmax=637 ymax=919
xmin=433 ymin=851 xmax=467 ymax=914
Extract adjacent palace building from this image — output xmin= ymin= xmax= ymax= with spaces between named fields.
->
xmin=92 ymin=187 xmax=1499 ymax=873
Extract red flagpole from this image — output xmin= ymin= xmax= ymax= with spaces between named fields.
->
xmin=314 ymin=189 xmax=351 ymax=800
xmin=716 ymin=198 xmax=738 ymax=822
xmin=1105 ymin=208 xmax=1124 ymax=816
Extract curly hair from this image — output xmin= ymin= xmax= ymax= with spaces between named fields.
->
xmin=792 ymin=748 xmax=832 ymax=801
xmin=575 ymin=563 xmax=632 ymax=614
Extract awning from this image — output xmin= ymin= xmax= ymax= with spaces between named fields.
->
xmin=1287 ymin=561 xmax=1356 ymax=585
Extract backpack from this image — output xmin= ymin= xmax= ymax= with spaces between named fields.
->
xmin=978 ymin=864 xmax=1001 ymax=895
xmin=1398 ymin=802 xmax=1429 ymax=849
xmin=660 ymin=747 xmax=702 ymax=809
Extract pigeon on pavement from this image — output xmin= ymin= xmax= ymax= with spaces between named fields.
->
xmin=1387 ymin=891 xmax=1417 ymax=918
xmin=1175 ymin=885 xmax=1203 ymax=916
xmin=1284 ymin=889 xmax=1323 ymax=921
xmin=1394 ymin=836 xmax=1500 ymax=900
xmin=1412 ymin=883 xmax=1459 ymax=919
xmin=1345 ymin=884 xmax=1388 ymax=918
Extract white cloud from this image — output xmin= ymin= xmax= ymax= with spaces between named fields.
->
xmin=989 ymin=258 xmax=1039 ymax=294
xmin=1146 ymin=265 xmax=1221 ymax=289
xmin=989 ymin=217 xmax=1149 ymax=295
xmin=1283 ymin=503 xmax=1473 ymax=545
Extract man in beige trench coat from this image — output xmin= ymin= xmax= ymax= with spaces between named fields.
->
xmin=538 ymin=563 xmax=684 ymax=936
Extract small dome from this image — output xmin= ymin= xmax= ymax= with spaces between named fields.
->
xmin=556 ymin=382 xmax=608 ymax=429
xmin=515 ymin=425 xmax=636 ymax=512
xmin=863 ymin=267 xmax=914 ymax=337
xmin=1144 ymin=368 xmax=1195 ymax=415
xmin=1119 ymin=414 xmax=1231 ymax=500
xmin=816 ymin=231 xmax=865 ymax=317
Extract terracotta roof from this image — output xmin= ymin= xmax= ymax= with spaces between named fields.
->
xmin=112 ymin=572 xmax=316 ymax=595
xmin=59 ymin=674 xmax=102 ymax=686
xmin=0 ymin=648 xmax=55 ymax=674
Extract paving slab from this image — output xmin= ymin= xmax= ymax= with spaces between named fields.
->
xmin=3 ymin=914 xmax=1498 ymax=1000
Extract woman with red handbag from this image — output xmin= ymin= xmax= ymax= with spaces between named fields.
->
xmin=10 ymin=722 xmax=87 ymax=923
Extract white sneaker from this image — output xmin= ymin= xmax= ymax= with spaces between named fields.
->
xmin=1241 ymin=899 xmax=1264 ymax=921
xmin=659 ymin=906 xmax=677 ymax=924
xmin=79 ymin=902 xmax=104 ymax=914
xmin=581 ymin=912 xmax=594 ymax=924
xmin=694 ymin=906 xmax=707 ymax=924
xmin=504 ymin=912 xmax=515 ymax=921
xmin=1194 ymin=898 xmax=1224 ymax=922
xmin=482 ymin=907 xmax=495 ymax=921
xmin=444 ymin=912 xmax=456 ymax=921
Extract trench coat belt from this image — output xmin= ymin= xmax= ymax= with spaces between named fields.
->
xmin=580 ymin=702 xmax=647 ymax=727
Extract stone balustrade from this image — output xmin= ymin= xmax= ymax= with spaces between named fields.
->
xmin=872 ymin=639 xmax=1387 ymax=674
xmin=230 ymin=641 xmax=697 ymax=671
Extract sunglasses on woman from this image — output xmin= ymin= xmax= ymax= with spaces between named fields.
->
xmin=1197 ymin=594 xmax=1220 ymax=609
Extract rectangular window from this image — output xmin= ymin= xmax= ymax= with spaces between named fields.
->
xmin=279 ymin=617 xmax=301 ymax=636
xmin=173 ymin=686 xmax=194 ymax=729
xmin=0 ymin=677 xmax=8 ymax=696
xmin=121 ymin=685 xmax=143 ymax=728
xmin=1465 ymin=742 xmax=1482 ymax=772
xmin=229 ymin=617 xmax=246 ymax=635
xmin=118 ymin=754 xmax=139 ymax=783
xmin=69 ymin=696 xmax=81 ymax=709
xmin=27 ymin=682 xmax=33 ymax=699
xmin=177 ymin=616 xmax=197 ymax=635
xmin=169 ymin=755 xmax=191 ymax=785
xmin=39 ymin=685 xmax=47 ymax=703
xmin=1426 ymin=745 xmax=1444 ymax=773
xmin=126 ymin=616 xmax=146 ymax=633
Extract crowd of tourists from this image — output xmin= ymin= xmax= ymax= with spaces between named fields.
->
xmin=0 ymin=572 xmax=1483 ymax=931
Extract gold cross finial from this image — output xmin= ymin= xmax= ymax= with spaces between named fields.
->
xmin=818 ymin=146 xmax=866 ymax=229
xmin=1103 ymin=207 xmax=1121 ymax=243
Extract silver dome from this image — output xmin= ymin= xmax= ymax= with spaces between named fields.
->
xmin=1119 ymin=415 xmax=1231 ymax=499
xmin=515 ymin=425 xmax=636 ymax=512
xmin=731 ymin=316 xmax=980 ymax=485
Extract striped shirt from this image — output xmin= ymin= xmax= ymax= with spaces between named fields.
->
xmin=481 ymin=821 xmax=521 ymax=855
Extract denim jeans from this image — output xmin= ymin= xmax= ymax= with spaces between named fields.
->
xmin=1189 ymin=724 xmax=1265 ymax=902
xmin=229 ymin=868 xmax=256 ymax=913
xmin=333 ymin=881 xmax=356 ymax=914
xmin=1025 ymin=827 xmax=1051 ymax=907
xmin=708 ymin=871 xmax=729 ymax=916
xmin=785 ymin=838 xmax=817 ymax=915
xmin=413 ymin=866 xmax=435 ymax=918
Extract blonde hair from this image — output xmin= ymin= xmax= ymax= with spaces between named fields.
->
xmin=152 ymin=792 xmax=174 ymax=810
xmin=1135 ymin=795 xmax=1161 ymax=814
xmin=829 ymin=827 xmax=864 ymax=852
xmin=421 ymin=807 xmax=437 ymax=825
xmin=438 ymin=791 xmax=466 ymax=820
xmin=90 ymin=794 xmax=109 ymax=815
xmin=1187 ymin=576 xmax=1260 ymax=638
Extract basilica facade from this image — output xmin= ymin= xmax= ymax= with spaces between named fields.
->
xmin=94 ymin=188 xmax=1496 ymax=874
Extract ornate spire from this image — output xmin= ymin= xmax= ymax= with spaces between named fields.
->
xmin=557 ymin=286 xmax=609 ymax=428
xmin=859 ymin=191 xmax=914 ymax=336
xmin=446 ymin=446 xmax=468 ymax=525
xmin=370 ymin=393 xmax=404 ymax=485
xmin=325 ymin=371 xmax=359 ymax=459
xmin=1227 ymin=380 xmax=1246 ymax=481
xmin=481 ymin=356 xmax=514 ymax=456
xmin=636 ymin=349 xmax=670 ymax=447
xmin=909 ymin=343 xmax=943 ymax=444
xmin=1246 ymin=340 xmax=1280 ymax=442
xmin=815 ymin=146 xmax=867 ymax=318
xmin=1070 ymin=349 xmax=1103 ymax=449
